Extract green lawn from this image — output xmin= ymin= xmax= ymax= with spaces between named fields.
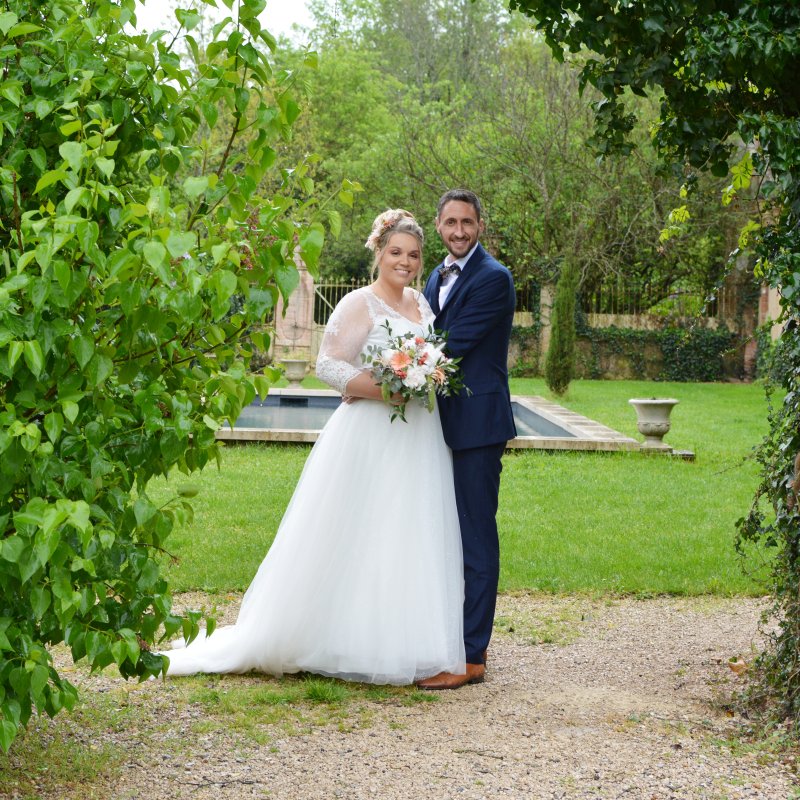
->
xmin=150 ymin=378 xmax=771 ymax=596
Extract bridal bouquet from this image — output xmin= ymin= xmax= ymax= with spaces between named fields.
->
xmin=362 ymin=322 xmax=467 ymax=422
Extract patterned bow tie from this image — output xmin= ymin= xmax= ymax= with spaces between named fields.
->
xmin=438 ymin=262 xmax=461 ymax=278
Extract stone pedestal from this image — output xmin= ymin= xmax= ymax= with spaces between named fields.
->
xmin=628 ymin=398 xmax=679 ymax=450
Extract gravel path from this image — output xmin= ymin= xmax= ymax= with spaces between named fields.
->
xmin=60 ymin=595 xmax=800 ymax=798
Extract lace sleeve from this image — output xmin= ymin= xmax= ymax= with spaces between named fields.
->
xmin=316 ymin=290 xmax=373 ymax=394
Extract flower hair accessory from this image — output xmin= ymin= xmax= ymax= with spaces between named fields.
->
xmin=364 ymin=209 xmax=413 ymax=252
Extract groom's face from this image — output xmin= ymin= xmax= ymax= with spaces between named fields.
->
xmin=435 ymin=200 xmax=484 ymax=260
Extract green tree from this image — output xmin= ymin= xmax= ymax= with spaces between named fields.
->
xmin=509 ymin=0 xmax=800 ymax=727
xmin=0 ymin=0 xmax=334 ymax=750
xmin=400 ymin=30 xmax=743 ymax=304
xmin=544 ymin=258 xmax=579 ymax=395
xmin=303 ymin=1 xmax=742 ymax=303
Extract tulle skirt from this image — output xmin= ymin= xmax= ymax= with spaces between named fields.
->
xmin=164 ymin=398 xmax=465 ymax=685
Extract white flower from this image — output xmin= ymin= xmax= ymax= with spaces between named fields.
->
xmin=423 ymin=343 xmax=445 ymax=364
xmin=403 ymin=366 xmax=428 ymax=389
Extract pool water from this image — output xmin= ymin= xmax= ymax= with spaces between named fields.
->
xmin=233 ymin=395 xmax=576 ymax=438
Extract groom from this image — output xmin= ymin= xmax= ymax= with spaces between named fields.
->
xmin=418 ymin=189 xmax=516 ymax=690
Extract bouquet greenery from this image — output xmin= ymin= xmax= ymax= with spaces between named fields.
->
xmin=362 ymin=322 xmax=467 ymax=422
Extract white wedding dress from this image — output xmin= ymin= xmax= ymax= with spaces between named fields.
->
xmin=164 ymin=287 xmax=466 ymax=685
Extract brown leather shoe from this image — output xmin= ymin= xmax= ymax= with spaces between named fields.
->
xmin=416 ymin=662 xmax=485 ymax=690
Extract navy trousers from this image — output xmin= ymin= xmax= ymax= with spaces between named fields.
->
xmin=451 ymin=442 xmax=506 ymax=664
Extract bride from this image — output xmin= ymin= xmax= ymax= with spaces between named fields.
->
xmin=163 ymin=210 xmax=466 ymax=685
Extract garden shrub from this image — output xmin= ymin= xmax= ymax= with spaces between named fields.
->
xmin=0 ymin=0 xmax=345 ymax=750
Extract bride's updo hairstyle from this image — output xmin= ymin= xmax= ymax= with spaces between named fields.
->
xmin=365 ymin=209 xmax=424 ymax=278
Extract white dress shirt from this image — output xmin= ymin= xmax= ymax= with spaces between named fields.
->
xmin=439 ymin=242 xmax=479 ymax=308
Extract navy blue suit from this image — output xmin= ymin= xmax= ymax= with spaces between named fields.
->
xmin=424 ymin=242 xmax=516 ymax=664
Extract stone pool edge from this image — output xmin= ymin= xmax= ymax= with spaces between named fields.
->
xmin=216 ymin=390 xmax=642 ymax=452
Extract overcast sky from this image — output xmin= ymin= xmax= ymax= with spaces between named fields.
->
xmin=134 ymin=0 xmax=314 ymax=44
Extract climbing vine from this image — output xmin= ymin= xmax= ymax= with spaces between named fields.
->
xmin=510 ymin=320 xmax=737 ymax=381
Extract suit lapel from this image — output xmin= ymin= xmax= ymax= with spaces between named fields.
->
xmin=427 ymin=264 xmax=444 ymax=315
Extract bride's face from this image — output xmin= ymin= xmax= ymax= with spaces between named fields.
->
xmin=377 ymin=233 xmax=421 ymax=287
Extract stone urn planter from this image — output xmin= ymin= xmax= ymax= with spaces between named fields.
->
xmin=628 ymin=397 xmax=679 ymax=451
xmin=280 ymin=358 xmax=308 ymax=388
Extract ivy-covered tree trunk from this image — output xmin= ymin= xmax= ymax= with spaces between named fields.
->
xmin=544 ymin=259 xmax=579 ymax=395
xmin=0 ymin=0 xmax=349 ymax=751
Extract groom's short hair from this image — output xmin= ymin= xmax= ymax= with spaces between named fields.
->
xmin=437 ymin=189 xmax=483 ymax=221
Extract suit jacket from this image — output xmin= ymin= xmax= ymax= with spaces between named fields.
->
xmin=423 ymin=243 xmax=517 ymax=451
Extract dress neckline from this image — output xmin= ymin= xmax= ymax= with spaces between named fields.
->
xmin=367 ymin=287 xmax=423 ymax=325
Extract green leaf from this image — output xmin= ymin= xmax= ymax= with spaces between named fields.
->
xmin=133 ymin=496 xmax=156 ymax=528
xmin=110 ymin=640 xmax=126 ymax=666
xmin=143 ymin=241 xmax=167 ymax=269
xmin=59 ymin=119 xmax=82 ymax=137
xmin=0 ymin=720 xmax=18 ymax=754
xmin=710 ymin=160 xmax=729 ymax=178
xmin=95 ymin=157 xmax=115 ymax=178
xmin=66 ymin=501 xmax=91 ymax=534
xmin=2 ymin=536 xmax=25 ymax=564
xmin=7 ymin=341 xmax=23 ymax=369
xmin=120 ymin=629 xmax=140 ymax=664
xmin=77 ymin=221 xmax=99 ymax=253
xmin=53 ymin=260 xmax=70 ymax=290
xmin=59 ymin=142 xmax=85 ymax=172
xmin=21 ymin=423 xmax=41 ymax=452
xmin=211 ymin=243 xmax=231 ymax=264
xmin=7 ymin=22 xmax=42 ymax=37
xmin=203 ymin=415 xmax=221 ymax=431
xmin=201 ymin=102 xmax=218 ymax=128
xmin=214 ymin=270 xmax=238 ymax=302
xmin=44 ymin=412 xmax=63 ymax=444
xmin=274 ymin=262 xmax=299 ymax=300
xmin=30 ymin=587 xmax=51 ymax=620
xmin=643 ymin=17 xmax=665 ymax=34
xmin=0 ymin=81 xmax=22 ymax=107
xmin=183 ymin=176 xmax=209 ymax=201
xmin=69 ymin=334 xmax=95 ymax=369
xmin=30 ymin=665 xmax=49 ymax=698
xmin=33 ymin=99 xmax=54 ymax=119
xmin=62 ymin=400 xmax=79 ymax=424
xmin=175 ymin=8 xmax=201 ymax=30
xmin=23 ymin=340 xmax=44 ymax=377
xmin=166 ymin=231 xmax=196 ymax=258
xmin=27 ymin=147 xmax=46 ymax=173
xmin=64 ymin=187 xmax=89 ymax=214
xmin=299 ymin=224 xmax=324 ymax=270
xmin=253 ymin=374 xmax=274 ymax=399
xmin=86 ymin=354 xmax=113 ymax=387
xmin=0 ymin=12 xmax=18 ymax=35
xmin=34 ymin=169 xmax=68 ymax=194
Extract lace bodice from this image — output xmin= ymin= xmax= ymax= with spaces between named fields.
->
xmin=316 ymin=287 xmax=436 ymax=394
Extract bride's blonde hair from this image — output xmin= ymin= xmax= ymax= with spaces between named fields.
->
xmin=365 ymin=209 xmax=424 ymax=278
